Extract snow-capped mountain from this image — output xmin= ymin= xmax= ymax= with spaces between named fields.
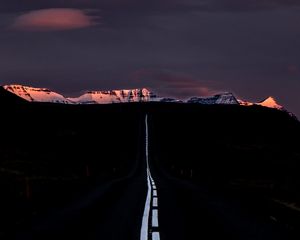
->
xmin=68 ymin=88 xmax=157 ymax=104
xmin=257 ymin=97 xmax=283 ymax=110
xmin=238 ymin=99 xmax=253 ymax=106
xmin=3 ymin=85 xmax=71 ymax=104
xmin=1 ymin=84 xmax=286 ymax=111
xmin=238 ymin=96 xmax=283 ymax=110
xmin=187 ymin=93 xmax=239 ymax=105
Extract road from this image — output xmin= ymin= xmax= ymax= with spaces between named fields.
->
xmin=140 ymin=115 xmax=160 ymax=240
xmin=14 ymin=114 xmax=296 ymax=240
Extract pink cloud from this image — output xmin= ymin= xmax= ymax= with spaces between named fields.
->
xmin=131 ymin=68 xmax=218 ymax=99
xmin=11 ymin=8 xmax=99 ymax=31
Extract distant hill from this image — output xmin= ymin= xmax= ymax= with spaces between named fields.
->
xmin=1 ymin=84 xmax=290 ymax=114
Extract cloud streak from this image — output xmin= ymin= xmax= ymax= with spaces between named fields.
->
xmin=131 ymin=69 xmax=217 ymax=99
xmin=11 ymin=8 xmax=99 ymax=31
xmin=2 ymin=0 xmax=300 ymax=15
xmin=164 ymin=0 xmax=300 ymax=12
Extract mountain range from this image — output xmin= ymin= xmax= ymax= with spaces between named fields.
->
xmin=2 ymin=84 xmax=283 ymax=110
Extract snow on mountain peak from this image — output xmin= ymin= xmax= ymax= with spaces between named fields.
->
xmin=258 ymin=96 xmax=283 ymax=109
xmin=238 ymin=99 xmax=253 ymax=106
xmin=214 ymin=92 xmax=240 ymax=104
xmin=68 ymin=88 xmax=157 ymax=104
xmin=3 ymin=85 xmax=158 ymax=104
xmin=3 ymin=84 xmax=71 ymax=103
xmin=1 ymin=84 xmax=286 ymax=111
xmin=187 ymin=92 xmax=239 ymax=105
xmin=238 ymin=96 xmax=283 ymax=110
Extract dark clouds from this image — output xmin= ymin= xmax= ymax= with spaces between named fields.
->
xmin=1 ymin=0 xmax=300 ymax=13
xmin=0 ymin=0 xmax=299 ymax=116
xmin=172 ymin=0 xmax=300 ymax=11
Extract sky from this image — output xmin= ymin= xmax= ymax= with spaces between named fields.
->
xmin=0 ymin=0 xmax=299 ymax=116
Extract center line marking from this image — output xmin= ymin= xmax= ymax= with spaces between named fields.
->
xmin=140 ymin=115 xmax=160 ymax=240
xmin=153 ymin=197 xmax=158 ymax=207
xmin=152 ymin=209 xmax=159 ymax=227
xmin=152 ymin=232 xmax=160 ymax=240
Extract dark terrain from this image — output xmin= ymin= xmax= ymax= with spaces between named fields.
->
xmin=0 ymin=87 xmax=300 ymax=239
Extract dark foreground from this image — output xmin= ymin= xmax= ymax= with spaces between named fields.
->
xmin=1 ymin=90 xmax=300 ymax=239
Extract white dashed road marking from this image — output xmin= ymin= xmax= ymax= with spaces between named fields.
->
xmin=152 ymin=209 xmax=159 ymax=227
xmin=152 ymin=232 xmax=160 ymax=240
xmin=140 ymin=115 xmax=160 ymax=240
xmin=153 ymin=197 xmax=158 ymax=207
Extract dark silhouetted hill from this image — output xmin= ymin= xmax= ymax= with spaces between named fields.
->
xmin=0 ymin=89 xmax=300 ymax=237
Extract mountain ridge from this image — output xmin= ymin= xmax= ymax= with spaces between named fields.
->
xmin=67 ymin=88 xmax=157 ymax=104
xmin=239 ymin=96 xmax=283 ymax=110
xmin=1 ymin=84 xmax=285 ymax=111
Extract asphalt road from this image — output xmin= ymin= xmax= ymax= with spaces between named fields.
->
xmin=14 ymin=114 xmax=296 ymax=240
